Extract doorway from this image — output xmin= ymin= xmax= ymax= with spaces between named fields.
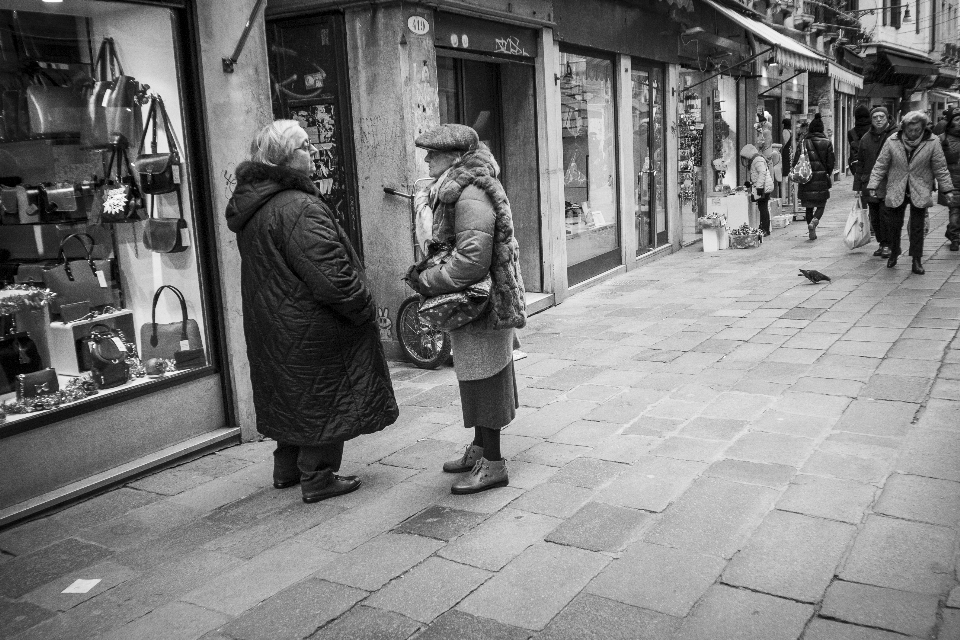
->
xmin=436 ymin=53 xmax=543 ymax=292
xmin=632 ymin=61 xmax=667 ymax=254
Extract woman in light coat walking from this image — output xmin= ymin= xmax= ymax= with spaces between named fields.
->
xmin=867 ymin=111 xmax=956 ymax=274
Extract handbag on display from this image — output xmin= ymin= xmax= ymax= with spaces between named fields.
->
xmin=134 ymin=95 xmax=181 ymax=195
xmin=139 ymin=285 xmax=204 ymax=363
xmin=25 ymin=76 xmax=85 ymax=138
xmin=15 ymin=185 xmax=46 ymax=224
xmin=80 ymin=324 xmax=129 ymax=388
xmin=83 ymin=38 xmax=145 ymax=152
xmin=39 ymin=184 xmax=89 ymax=223
xmin=0 ymin=332 xmax=42 ymax=395
xmin=16 ymin=368 xmax=59 ymax=400
xmin=41 ymin=233 xmax=117 ymax=313
xmin=99 ymin=146 xmax=146 ymax=223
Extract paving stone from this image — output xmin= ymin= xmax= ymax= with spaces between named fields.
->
xmin=509 ymin=400 xmax=599 ymax=437
xmin=597 ymin=455 xmax=706 ymax=512
xmin=11 ymin=592 xmax=152 ymax=640
xmin=0 ymin=599 xmax=56 ymax=638
xmin=457 ymin=542 xmax=608 ymax=631
xmin=548 ymin=458 xmax=626 ymax=489
xmin=803 ymin=618 xmax=916 ymax=640
xmin=842 ymin=327 xmax=905 ymax=342
xmin=873 ymin=473 xmax=960 ymax=527
xmin=381 ymin=439 xmax=464 ymax=470
xmin=21 ymin=560 xmax=138 ymax=612
xmin=673 ymin=584 xmax=813 ymax=640
xmin=414 ymin=609 xmax=531 ymax=640
xmin=916 ymin=399 xmax=960 ymax=432
xmin=367 ymin=557 xmax=490 ymax=623
xmin=514 ymin=442 xmax=591 ymax=467
xmin=642 ymin=399 xmax=704 ymax=420
xmin=537 ymin=592 xmax=680 ymax=640
xmin=769 ymin=392 xmax=853 ymax=418
xmin=887 ymin=338 xmax=949 ymax=360
xmin=742 ymin=362 xmax=812 ymax=385
xmin=511 ymin=482 xmax=594 ymax=518
xmin=545 ymin=502 xmax=651 ymax=552
xmin=438 ymin=485 xmax=524 ymax=514
xmin=801 ymin=450 xmax=891 ymax=484
xmin=930 ymin=378 xmax=960 ymax=401
xmin=581 ymin=389 xmax=669 ymax=423
xmin=897 ymin=428 xmax=960 ymax=482
xmin=344 ymin=416 xmax=452 ymax=464
xmin=310 ymin=605 xmax=421 ymax=640
xmin=202 ymin=487 xmax=301 ymax=529
xmin=439 ymin=508 xmax=562 ymax=571
xmin=179 ymin=537 xmax=339 ymax=615
xmin=790 ymin=376 xmax=864 ymax=398
xmin=395 ymin=506 xmax=488 ymax=541
xmin=127 ymin=467 xmax=217 ymax=496
xmin=531 ymin=365 xmax=605 ymax=391
xmin=587 ymin=541 xmax=725 ymax=617
xmin=704 ymin=459 xmax=795 ymax=488
xmin=0 ymin=488 xmax=162 ymax=556
xmin=941 ymin=609 xmax=960 ymax=640
xmin=749 ymin=409 xmax=838 ymax=438
xmin=112 ymin=516 xmax=236 ymax=572
xmin=722 ymin=510 xmax=856 ymax=602
xmin=317 ymin=532 xmax=442 ymax=591
xmin=699 ymin=391 xmax=773 ymax=419
xmin=777 ymin=474 xmax=877 ymax=524
xmin=829 ymin=340 xmax=893 ymax=358
xmin=859 ymin=374 xmax=932 ymax=403
xmin=726 ymin=431 xmax=816 ymax=467
xmin=820 ymin=580 xmax=939 ymax=638
xmin=100 ymin=601 xmax=230 ymax=640
xmin=624 ymin=416 xmax=684 ymax=436
xmin=506 ymin=461 xmax=558 ymax=489
xmin=326 ymin=464 xmax=422 ymax=509
xmin=75 ymin=501 xmax=206 ymax=551
xmin=548 ymin=420 xmax=622 ymax=447
xmin=949 ymin=586 xmax=960 ymax=608
xmin=0 ymin=537 xmax=113 ymax=599
xmin=644 ymin=477 xmax=779 ymax=559
xmin=108 ymin=551 xmax=245 ymax=609
xmin=165 ymin=474 xmax=263 ymax=513
xmin=520 ymin=386 xmax=565 ymax=408
xmin=583 ymin=434 xmax=658 ymax=463
xmin=649 ymin=436 xmax=728 ymax=462
xmin=818 ymin=431 xmax=902 ymax=461
xmin=677 ymin=417 xmax=748 ymax=440
xmin=833 ymin=399 xmax=918 ymax=437
xmin=521 ymin=358 xmax=576 ymax=377
xmin=203 ymin=501 xmax=344 ymax=559
xmin=840 ymin=515 xmax=956 ymax=595
xmin=402 ymin=384 xmax=460 ymax=408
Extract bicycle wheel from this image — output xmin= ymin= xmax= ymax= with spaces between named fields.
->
xmin=396 ymin=295 xmax=451 ymax=370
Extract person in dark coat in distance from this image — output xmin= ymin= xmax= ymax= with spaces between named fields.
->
xmin=855 ymin=106 xmax=898 ymax=257
xmin=793 ymin=113 xmax=835 ymax=240
xmin=937 ymin=107 xmax=960 ymax=252
xmin=847 ymin=104 xmax=871 ymax=184
xmin=867 ymin=110 xmax=955 ymax=275
xmin=225 ymin=120 xmax=399 ymax=503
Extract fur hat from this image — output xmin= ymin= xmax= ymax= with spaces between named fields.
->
xmin=415 ymin=124 xmax=479 ymax=152
xmin=808 ymin=113 xmax=824 ymax=134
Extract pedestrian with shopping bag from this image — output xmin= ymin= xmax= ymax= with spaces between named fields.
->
xmin=867 ymin=111 xmax=956 ymax=275
xmin=740 ymin=143 xmax=775 ymax=236
xmin=853 ymin=106 xmax=897 ymax=257
xmin=792 ymin=113 xmax=835 ymax=240
xmin=937 ymin=107 xmax=960 ymax=252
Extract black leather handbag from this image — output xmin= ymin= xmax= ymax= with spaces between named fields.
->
xmin=41 ymin=233 xmax=116 ymax=314
xmin=84 ymin=325 xmax=129 ymax=389
xmin=134 ymin=95 xmax=180 ymax=195
xmin=99 ymin=146 xmax=146 ymax=223
xmin=17 ymin=367 xmax=58 ymax=400
xmin=0 ymin=332 xmax=43 ymax=394
xmin=76 ymin=323 xmax=125 ymax=373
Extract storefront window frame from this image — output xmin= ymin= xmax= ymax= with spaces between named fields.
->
xmin=0 ymin=0 xmax=232 ymax=439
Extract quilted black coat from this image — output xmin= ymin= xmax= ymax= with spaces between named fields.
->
xmin=225 ymin=162 xmax=398 ymax=446
xmin=793 ymin=132 xmax=835 ymax=207
xmin=855 ymin=124 xmax=897 ymax=202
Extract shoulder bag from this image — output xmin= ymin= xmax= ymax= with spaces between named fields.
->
xmin=790 ymin=139 xmax=813 ymax=185
xmin=41 ymin=233 xmax=116 ymax=313
xmin=139 ymin=285 xmax=204 ymax=363
xmin=81 ymin=324 xmax=129 ymax=388
xmin=16 ymin=367 xmax=59 ymax=400
xmin=0 ymin=332 xmax=42 ymax=394
xmin=136 ymin=96 xmax=189 ymax=253
xmin=83 ymin=38 xmax=145 ymax=152
xmin=99 ymin=145 xmax=146 ymax=223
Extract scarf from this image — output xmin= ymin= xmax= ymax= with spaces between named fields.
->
xmin=902 ymin=132 xmax=922 ymax=158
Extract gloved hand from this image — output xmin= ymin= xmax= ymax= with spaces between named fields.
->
xmin=403 ymin=264 xmax=423 ymax=294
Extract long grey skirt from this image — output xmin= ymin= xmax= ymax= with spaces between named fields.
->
xmin=457 ymin=360 xmax=519 ymax=430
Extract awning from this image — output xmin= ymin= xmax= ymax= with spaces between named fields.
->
xmin=885 ymin=52 xmax=938 ymax=77
xmin=702 ymin=0 xmax=826 ymax=72
xmin=828 ymin=61 xmax=863 ymax=94
xmin=931 ymin=90 xmax=960 ymax=102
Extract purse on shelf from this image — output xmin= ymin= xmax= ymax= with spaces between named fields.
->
xmin=83 ymin=37 xmax=145 ymax=152
xmin=0 ymin=332 xmax=42 ymax=394
xmin=41 ymin=233 xmax=117 ymax=314
xmin=139 ymin=285 xmax=204 ymax=363
xmin=79 ymin=324 xmax=129 ymax=388
xmin=39 ymin=184 xmax=89 ymax=223
xmin=16 ymin=368 xmax=59 ymax=400
xmin=99 ymin=145 xmax=146 ymax=223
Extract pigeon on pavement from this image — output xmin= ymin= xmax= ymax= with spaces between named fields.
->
xmin=799 ymin=269 xmax=830 ymax=284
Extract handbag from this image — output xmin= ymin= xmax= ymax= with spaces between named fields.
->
xmin=25 ymin=78 xmax=85 ymax=138
xmin=0 ymin=332 xmax=42 ymax=394
xmin=42 ymin=233 xmax=117 ymax=313
xmin=15 ymin=185 xmax=45 ymax=224
xmin=134 ymin=95 xmax=181 ymax=195
xmin=139 ymin=285 xmax=204 ymax=362
xmin=418 ymin=274 xmax=493 ymax=331
xmin=99 ymin=146 xmax=146 ymax=223
xmin=80 ymin=324 xmax=129 ymax=388
xmin=39 ymin=184 xmax=89 ymax=223
xmin=83 ymin=38 xmax=145 ymax=152
xmin=843 ymin=196 xmax=871 ymax=250
xmin=789 ymin=140 xmax=813 ymax=185
xmin=16 ymin=368 xmax=59 ymax=400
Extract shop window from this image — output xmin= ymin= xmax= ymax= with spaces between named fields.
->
xmin=1 ymin=2 xmax=214 ymax=428
xmin=559 ymin=50 xmax=619 ymax=284
xmin=632 ymin=63 xmax=667 ymax=254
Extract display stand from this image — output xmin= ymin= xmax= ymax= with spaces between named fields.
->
xmin=725 ymin=192 xmax=751 ymax=228
xmin=702 ymin=226 xmax=729 ymax=252
xmin=47 ymin=309 xmax=136 ymax=376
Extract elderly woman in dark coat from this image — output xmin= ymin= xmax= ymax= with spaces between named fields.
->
xmin=226 ymin=120 xmax=398 ymax=503
xmin=938 ymin=107 xmax=960 ymax=252
xmin=793 ymin=113 xmax=835 ymax=240
xmin=408 ymin=124 xmax=526 ymax=495
xmin=854 ymin=106 xmax=897 ymax=257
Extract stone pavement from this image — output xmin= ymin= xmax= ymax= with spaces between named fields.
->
xmin=2 ymin=187 xmax=959 ymax=640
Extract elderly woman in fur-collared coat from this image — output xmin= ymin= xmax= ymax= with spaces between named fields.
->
xmin=408 ymin=123 xmax=526 ymax=495
xmin=226 ymin=120 xmax=398 ymax=504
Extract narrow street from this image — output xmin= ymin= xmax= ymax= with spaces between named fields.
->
xmin=2 ymin=187 xmax=959 ymax=640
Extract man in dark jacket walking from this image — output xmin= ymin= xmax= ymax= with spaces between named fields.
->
xmin=847 ymin=104 xmax=871 ymax=180
xmin=938 ymin=108 xmax=960 ymax=251
xmin=855 ymin=106 xmax=897 ymax=257
xmin=226 ymin=120 xmax=399 ymax=503
xmin=793 ymin=113 xmax=835 ymax=240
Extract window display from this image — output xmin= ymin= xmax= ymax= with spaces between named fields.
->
xmin=0 ymin=2 xmax=210 ymax=426
xmin=632 ymin=63 xmax=666 ymax=254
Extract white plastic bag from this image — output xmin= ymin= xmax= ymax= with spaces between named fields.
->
xmin=843 ymin=197 xmax=871 ymax=249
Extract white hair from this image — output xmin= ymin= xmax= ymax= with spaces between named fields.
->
xmin=250 ymin=119 xmax=302 ymax=167
xmin=900 ymin=110 xmax=929 ymax=128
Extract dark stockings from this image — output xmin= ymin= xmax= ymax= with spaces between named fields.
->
xmin=805 ymin=206 xmax=825 ymax=224
xmin=472 ymin=427 xmax=483 ymax=447
xmin=478 ymin=427 xmax=501 ymax=461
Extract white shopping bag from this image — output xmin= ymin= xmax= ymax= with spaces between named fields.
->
xmin=843 ymin=197 xmax=871 ymax=250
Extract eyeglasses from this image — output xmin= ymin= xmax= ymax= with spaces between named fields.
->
xmin=298 ymin=140 xmax=316 ymax=152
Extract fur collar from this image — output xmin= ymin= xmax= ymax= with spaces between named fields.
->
xmin=437 ymin=145 xmax=500 ymax=204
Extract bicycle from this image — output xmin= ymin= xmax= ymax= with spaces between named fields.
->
xmin=383 ymin=185 xmax=452 ymax=370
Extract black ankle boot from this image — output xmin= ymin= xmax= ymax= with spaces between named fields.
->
xmin=301 ymin=469 xmax=361 ymax=503
xmin=912 ymin=258 xmax=925 ymax=275
xmin=887 ymin=255 xmax=898 ymax=268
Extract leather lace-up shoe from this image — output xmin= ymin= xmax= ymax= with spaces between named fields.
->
xmin=301 ymin=471 xmax=361 ymax=503
xmin=873 ymin=246 xmax=884 ymax=257
xmin=912 ymin=258 xmax=925 ymax=275
xmin=443 ymin=444 xmax=483 ymax=473
xmin=879 ymin=245 xmax=892 ymax=258
xmin=887 ymin=255 xmax=898 ymax=268
xmin=451 ymin=458 xmax=508 ymax=495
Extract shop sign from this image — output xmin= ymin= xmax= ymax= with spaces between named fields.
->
xmin=435 ymin=12 xmax=538 ymax=59
xmin=407 ymin=16 xmax=430 ymax=36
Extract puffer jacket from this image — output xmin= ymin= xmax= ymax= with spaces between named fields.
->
xmin=225 ymin=162 xmax=398 ymax=446
xmin=855 ymin=124 xmax=897 ymax=202
xmin=793 ymin=132 xmax=835 ymax=206
xmin=867 ymin=130 xmax=955 ymax=209
xmin=740 ymin=144 xmax=773 ymax=194
xmin=938 ymin=132 xmax=960 ymax=206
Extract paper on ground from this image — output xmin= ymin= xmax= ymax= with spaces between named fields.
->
xmin=62 ymin=579 xmax=101 ymax=594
